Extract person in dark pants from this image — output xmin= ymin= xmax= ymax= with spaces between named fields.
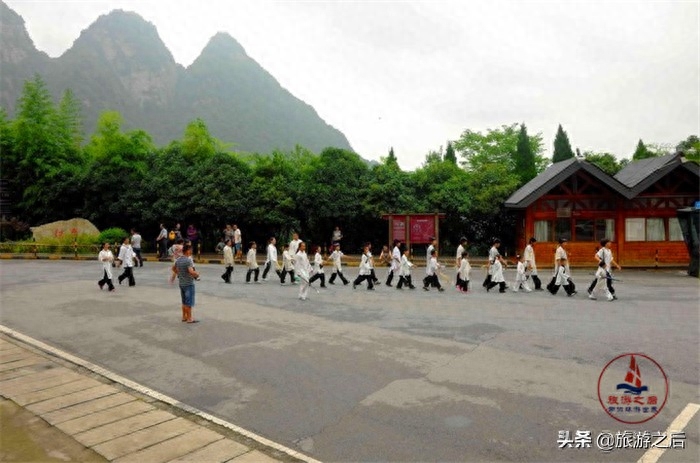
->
xmin=117 ymin=237 xmax=136 ymax=286
xmin=97 ymin=242 xmax=115 ymax=291
xmin=523 ymin=237 xmax=542 ymax=290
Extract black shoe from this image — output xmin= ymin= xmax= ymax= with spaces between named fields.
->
xmin=320 ymin=285 xmax=327 ymax=288
xmin=367 ymin=287 xmax=375 ymax=291
xmin=409 ymin=285 xmax=416 ymax=289
xmin=568 ymin=291 xmax=577 ymax=297
xmin=222 ymin=275 xmax=227 ymax=282
xmin=423 ymin=287 xmax=429 ymax=291
xmin=353 ymin=283 xmax=357 ymax=289
xmin=329 ymin=281 xmax=335 ymax=285
xmin=343 ymin=281 xmax=349 ymax=286
xmin=438 ymin=288 xmax=445 ymax=292
xmin=386 ymin=283 xmax=392 ymax=287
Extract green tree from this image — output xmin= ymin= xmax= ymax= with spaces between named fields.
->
xmin=632 ymin=139 xmax=656 ymax=160
xmin=552 ymin=124 xmax=574 ymax=163
xmin=10 ymin=75 xmax=86 ymax=222
xmin=444 ymin=141 xmax=457 ymax=165
xmin=181 ymin=118 xmax=221 ymax=161
xmin=386 ymin=146 xmax=398 ymax=167
xmin=453 ymin=123 xmax=546 ymax=173
xmin=583 ymin=151 xmax=624 ymax=175
xmin=82 ymin=111 xmax=154 ymax=227
xmin=676 ymin=135 xmax=700 ymax=162
xmin=514 ymin=123 xmax=537 ymax=184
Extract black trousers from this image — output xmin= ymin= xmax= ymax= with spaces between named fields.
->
xmin=118 ymin=267 xmax=135 ymax=286
xmin=483 ymin=274 xmax=492 ymax=288
xmin=487 ymin=281 xmax=506 ymax=293
xmin=386 ymin=270 xmax=395 ymax=285
xmin=222 ymin=265 xmax=233 ymax=282
xmin=133 ymin=249 xmax=143 ymax=266
xmin=262 ymin=262 xmax=281 ymax=279
xmin=423 ymin=274 xmax=441 ymax=289
xmin=397 ymin=275 xmax=415 ymax=289
xmin=309 ymin=273 xmax=326 ymax=287
xmin=588 ymin=273 xmax=615 ymax=295
xmin=98 ymin=270 xmax=114 ymax=290
xmin=329 ymin=270 xmax=349 ymax=284
xmin=531 ymin=274 xmax=542 ymax=290
xmin=353 ymin=274 xmax=374 ymax=289
xmin=280 ymin=268 xmax=295 ymax=283
xmin=246 ymin=268 xmax=260 ymax=282
xmin=456 ymin=276 xmax=469 ymax=292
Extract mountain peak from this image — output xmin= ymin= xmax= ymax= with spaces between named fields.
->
xmin=200 ymin=31 xmax=248 ymax=58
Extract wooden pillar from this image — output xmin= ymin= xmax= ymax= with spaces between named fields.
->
xmin=616 ymin=198 xmax=625 ymax=266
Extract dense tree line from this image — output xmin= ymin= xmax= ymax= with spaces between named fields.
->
xmin=1 ymin=75 xmax=697 ymax=253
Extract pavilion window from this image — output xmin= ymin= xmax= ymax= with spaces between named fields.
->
xmin=669 ymin=217 xmax=684 ymax=241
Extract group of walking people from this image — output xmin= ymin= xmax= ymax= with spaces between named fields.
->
xmin=480 ymin=235 xmax=621 ymax=301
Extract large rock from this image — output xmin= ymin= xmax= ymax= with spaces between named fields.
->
xmin=30 ymin=218 xmax=100 ymax=241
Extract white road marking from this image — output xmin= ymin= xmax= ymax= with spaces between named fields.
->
xmin=637 ymin=402 xmax=700 ymax=463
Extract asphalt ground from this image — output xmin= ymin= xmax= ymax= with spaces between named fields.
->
xmin=0 ymin=260 xmax=698 ymax=462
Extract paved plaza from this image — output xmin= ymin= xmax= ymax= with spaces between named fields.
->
xmin=0 ymin=259 xmax=698 ymax=462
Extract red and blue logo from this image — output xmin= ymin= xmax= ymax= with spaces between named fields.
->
xmin=598 ymin=353 xmax=668 ymax=424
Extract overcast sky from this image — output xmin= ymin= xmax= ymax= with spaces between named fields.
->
xmin=5 ymin=0 xmax=699 ymax=170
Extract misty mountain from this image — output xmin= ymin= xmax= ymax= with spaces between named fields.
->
xmin=0 ymin=2 xmax=353 ymax=154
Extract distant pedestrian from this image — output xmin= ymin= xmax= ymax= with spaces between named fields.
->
xmin=97 ymin=242 xmax=115 ymax=291
xmin=262 ymin=237 xmax=281 ymax=281
xmin=456 ymin=250 xmax=471 ymax=293
xmin=423 ymin=248 xmax=444 ymax=291
xmin=117 ymin=237 xmax=136 ymax=286
xmin=296 ymin=241 xmax=312 ymax=300
xmin=588 ymin=238 xmax=621 ymax=301
xmin=485 ymin=239 xmax=507 ymax=293
xmin=173 ymin=244 xmax=200 ymax=323
xmin=280 ymin=243 xmax=296 ymax=285
xmin=547 ymin=238 xmax=576 ymax=296
xmin=233 ymin=224 xmax=243 ymax=263
xmin=385 ymin=240 xmax=401 ymax=286
xmin=221 ymin=239 xmax=234 ymax=283
xmin=245 ymin=241 xmax=260 ymax=283
xmin=187 ymin=224 xmax=199 ymax=254
xmin=308 ymin=245 xmax=327 ymax=288
xmin=156 ymin=224 xmax=168 ymax=258
xmin=353 ymin=244 xmax=375 ymax=290
xmin=331 ymin=226 xmax=343 ymax=246
xmin=328 ymin=243 xmax=349 ymax=285
xmin=455 ymin=237 xmax=468 ymax=285
xmin=512 ymin=254 xmax=532 ymax=293
xmin=396 ymin=247 xmax=416 ymax=289
xmin=523 ymin=237 xmax=542 ymax=290
xmin=130 ymin=228 xmax=143 ymax=267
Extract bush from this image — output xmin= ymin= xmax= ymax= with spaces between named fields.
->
xmin=97 ymin=227 xmax=129 ymax=245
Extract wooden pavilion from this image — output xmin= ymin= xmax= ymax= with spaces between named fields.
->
xmin=505 ymin=153 xmax=699 ymax=267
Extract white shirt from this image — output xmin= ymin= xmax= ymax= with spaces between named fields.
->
xmin=117 ymin=244 xmax=134 ymax=268
xmin=329 ymin=250 xmax=343 ymax=270
xmin=266 ymin=244 xmax=278 ymax=263
xmin=456 ymin=244 xmax=465 ymax=266
xmin=391 ymin=246 xmax=401 ymax=271
xmin=233 ymin=228 xmax=242 ymax=244
xmin=290 ymin=239 xmax=302 ymax=258
xmin=98 ymin=249 xmax=114 ymax=277
xmin=399 ymin=254 xmax=414 ymax=276
xmin=427 ymin=244 xmax=435 ymax=261
xmin=426 ymin=256 xmax=441 ymax=276
xmin=282 ymin=249 xmax=294 ymax=271
xmin=458 ymin=257 xmax=471 ymax=280
xmin=131 ymin=233 xmax=142 ymax=249
xmin=359 ymin=253 xmax=371 ymax=275
xmin=223 ymin=245 xmax=234 ymax=266
xmin=246 ymin=248 xmax=258 ymax=269
xmin=295 ymin=251 xmax=311 ymax=279
xmin=312 ymin=252 xmax=324 ymax=274
xmin=597 ymin=248 xmax=613 ymax=271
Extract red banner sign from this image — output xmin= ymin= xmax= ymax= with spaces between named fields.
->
xmin=410 ymin=216 xmax=435 ymax=244
xmin=392 ymin=217 xmax=406 ymax=242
